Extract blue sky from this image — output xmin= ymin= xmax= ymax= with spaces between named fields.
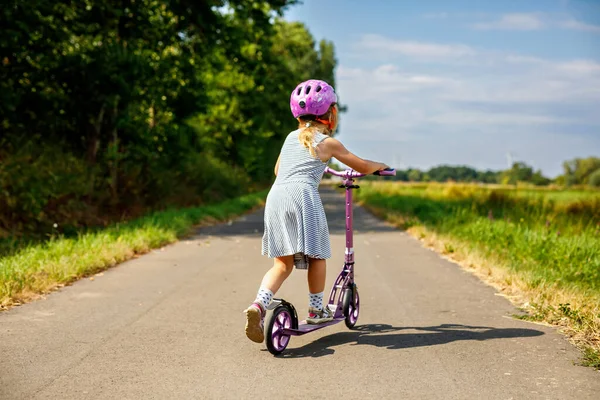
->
xmin=284 ymin=0 xmax=600 ymax=177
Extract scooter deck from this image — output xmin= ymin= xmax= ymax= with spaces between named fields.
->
xmin=282 ymin=318 xmax=344 ymax=336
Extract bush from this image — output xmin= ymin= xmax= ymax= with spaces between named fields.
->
xmin=588 ymin=169 xmax=600 ymax=188
xmin=0 ymin=137 xmax=255 ymax=241
xmin=0 ymin=139 xmax=97 ymax=239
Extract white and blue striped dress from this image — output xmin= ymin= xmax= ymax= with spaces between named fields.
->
xmin=261 ymin=129 xmax=331 ymax=269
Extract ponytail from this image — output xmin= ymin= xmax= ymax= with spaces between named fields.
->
xmin=296 ymin=104 xmax=338 ymax=157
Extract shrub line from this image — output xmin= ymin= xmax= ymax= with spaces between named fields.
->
xmin=0 ymin=191 xmax=267 ymax=310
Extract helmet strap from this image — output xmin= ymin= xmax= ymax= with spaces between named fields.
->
xmin=315 ymin=106 xmax=336 ymax=131
xmin=315 ymin=117 xmax=329 ymax=127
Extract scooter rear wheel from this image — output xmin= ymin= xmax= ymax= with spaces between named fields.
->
xmin=343 ymin=285 xmax=360 ymax=329
xmin=266 ymin=305 xmax=293 ymax=355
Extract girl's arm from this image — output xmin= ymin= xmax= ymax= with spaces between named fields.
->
xmin=274 ymin=154 xmax=281 ymax=176
xmin=319 ymin=138 xmax=387 ymax=175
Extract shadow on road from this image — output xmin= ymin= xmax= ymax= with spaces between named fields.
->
xmin=277 ymin=323 xmax=544 ymax=358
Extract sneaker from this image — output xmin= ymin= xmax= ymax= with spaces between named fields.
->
xmin=306 ymin=305 xmax=334 ymax=324
xmin=244 ymin=303 xmax=265 ymax=343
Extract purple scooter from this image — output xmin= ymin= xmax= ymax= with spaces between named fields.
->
xmin=265 ymin=167 xmax=396 ymax=355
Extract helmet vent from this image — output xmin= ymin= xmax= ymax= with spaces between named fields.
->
xmin=305 ymin=85 xmax=311 ymax=94
xmin=296 ymin=87 xmax=302 ymax=96
xmin=299 ymin=101 xmax=306 ymax=108
xmin=316 ymin=85 xmax=322 ymax=92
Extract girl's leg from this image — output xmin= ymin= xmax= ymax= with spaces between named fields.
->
xmin=259 ymin=255 xmax=294 ymax=295
xmin=306 ymin=258 xmax=332 ymax=324
xmin=307 ymin=258 xmax=326 ymax=293
xmin=252 ymin=255 xmax=294 ymax=310
xmin=245 ymin=255 xmax=293 ymax=343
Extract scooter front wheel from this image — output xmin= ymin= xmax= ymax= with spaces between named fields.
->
xmin=343 ymin=285 xmax=360 ymax=329
xmin=266 ymin=305 xmax=293 ymax=355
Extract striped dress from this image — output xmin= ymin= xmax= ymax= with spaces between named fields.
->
xmin=261 ymin=128 xmax=331 ymax=269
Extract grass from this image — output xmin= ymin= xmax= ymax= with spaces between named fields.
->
xmin=0 ymin=191 xmax=267 ymax=309
xmin=354 ymin=181 xmax=600 ymax=369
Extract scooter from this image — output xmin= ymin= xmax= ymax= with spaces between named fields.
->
xmin=265 ymin=167 xmax=396 ymax=355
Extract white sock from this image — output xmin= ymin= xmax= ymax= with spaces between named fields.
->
xmin=254 ymin=287 xmax=273 ymax=309
xmin=309 ymin=291 xmax=324 ymax=310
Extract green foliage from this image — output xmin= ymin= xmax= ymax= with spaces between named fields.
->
xmin=356 ymin=183 xmax=600 ymax=293
xmin=0 ymin=190 xmax=267 ymax=307
xmin=589 ymin=169 xmax=600 ymax=188
xmin=502 ymin=162 xmax=533 ymax=184
xmin=387 ymin=161 xmax=560 ymax=186
xmin=0 ymin=138 xmax=96 ymax=238
xmin=428 ymin=165 xmax=478 ymax=182
xmin=407 ymin=169 xmax=423 ymax=182
xmin=189 ymin=19 xmax=342 ymax=182
xmin=0 ymin=1 xmax=337 ymax=239
xmin=561 ymin=157 xmax=600 ymax=186
xmin=389 ymin=166 xmax=495 ymax=183
xmin=531 ymin=170 xmax=551 ymax=186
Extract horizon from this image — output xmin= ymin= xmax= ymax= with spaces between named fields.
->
xmin=284 ymin=0 xmax=600 ymax=178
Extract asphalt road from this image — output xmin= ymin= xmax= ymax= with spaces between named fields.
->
xmin=1 ymin=186 xmax=598 ymax=399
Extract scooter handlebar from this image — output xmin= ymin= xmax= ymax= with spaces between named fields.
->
xmin=324 ymin=167 xmax=396 ymax=178
xmin=373 ymin=168 xmax=396 ymax=176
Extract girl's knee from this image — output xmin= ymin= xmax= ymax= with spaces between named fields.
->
xmin=274 ymin=256 xmax=294 ymax=274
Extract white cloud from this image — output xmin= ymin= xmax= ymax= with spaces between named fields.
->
xmin=337 ymin=64 xmax=458 ymax=105
xmin=338 ymin=61 xmax=595 ymax=128
xmin=556 ymin=60 xmax=600 ymax=74
xmin=338 ymin=64 xmax=455 ymax=89
xmin=441 ymin=62 xmax=600 ymax=105
xmin=337 ymin=33 xmax=600 ymax=175
xmin=337 ymin=37 xmax=600 ymax=143
xmin=504 ymin=55 xmax=546 ymax=65
xmin=443 ymin=12 xmax=600 ymax=33
xmin=353 ymin=34 xmax=600 ymax=84
xmin=472 ymin=13 xmax=545 ymax=31
xmin=357 ymin=34 xmax=475 ymax=58
xmin=560 ymin=19 xmax=600 ymax=33
xmin=409 ymin=75 xmax=448 ymax=84
xmin=429 ymin=111 xmax=570 ymax=126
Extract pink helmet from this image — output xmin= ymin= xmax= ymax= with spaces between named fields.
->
xmin=290 ymin=79 xmax=337 ymax=118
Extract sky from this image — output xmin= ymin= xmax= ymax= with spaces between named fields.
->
xmin=283 ymin=0 xmax=600 ymax=177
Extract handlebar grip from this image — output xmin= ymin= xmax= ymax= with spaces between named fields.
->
xmin=373 ymin=168 xmax=396 ymax=176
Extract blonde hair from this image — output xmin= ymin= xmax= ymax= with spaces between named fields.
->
xmin=297 ymin=104 xmax=338 ymax=157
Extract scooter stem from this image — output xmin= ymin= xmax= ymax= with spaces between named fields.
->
xmin=344 ymin=180 xmax=355 ymax=264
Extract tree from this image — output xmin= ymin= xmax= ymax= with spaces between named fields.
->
xmin=589 ymin=169 xmax=600 ymax=188
xmin=428 ymin=165 xmax=478 ymax=182
xmin=1 ymin=0 xmax=340 ymax=238
xmin=392 ymin=170 xmax=409 ymax=182
xmin=189 ymin=17 xmax=338 ymax=181
xmin=531 ymin=170 xmax=551 ymax=186
xmin=502 ymin=162 xmax=534 ymax=185
xmin=477 ymin=170 xmax=500 ymax=184
xmin=408 ymin=169 xmax=423 ymax=182
xmin=562 ymin=157 xmax=600 ymax=185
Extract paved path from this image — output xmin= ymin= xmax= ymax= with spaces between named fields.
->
xmin=1 ymin=187 xmax=598 ymax=399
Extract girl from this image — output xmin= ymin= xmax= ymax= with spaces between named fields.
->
xmin=244 ymin=79 xmax=388 ymax=343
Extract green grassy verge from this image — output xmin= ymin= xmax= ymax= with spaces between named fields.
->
xmin=354 ymin=182 xmax=600 ymax=369
xmin=0 ymin=191 xmax=267 ymax=309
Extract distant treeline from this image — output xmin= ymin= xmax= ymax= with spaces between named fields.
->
xmin=365 ymin=156 xmax=600 ymax=187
